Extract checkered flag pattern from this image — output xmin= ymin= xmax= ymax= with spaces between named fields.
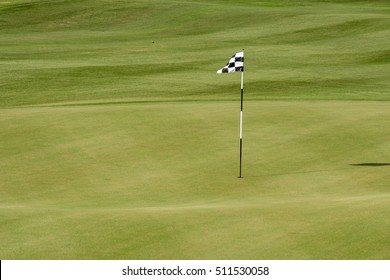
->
xmin=217 ymin=51 xmax=244 ymax=74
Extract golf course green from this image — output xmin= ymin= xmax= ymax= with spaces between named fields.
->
xmin=1 ymin=0 xmax=389 ymax=259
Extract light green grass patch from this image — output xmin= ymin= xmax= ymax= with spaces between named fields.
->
xmin=1 ymin=101 xmax=389 ymax=259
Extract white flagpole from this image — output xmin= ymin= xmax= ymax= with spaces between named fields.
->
xmin=239 ymin=50 xmax=244 ymax=178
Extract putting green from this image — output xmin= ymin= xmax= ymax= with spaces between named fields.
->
xmin=1 ymin=101 xmax=389 ymax=259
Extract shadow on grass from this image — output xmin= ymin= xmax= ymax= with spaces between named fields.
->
xmin=350 ymin=163 xmax=390 ymax=167
xmin=251 ymin=167 xmax=355 ymax=178
xmin=250 ymin=163 xmax=389 ymax=178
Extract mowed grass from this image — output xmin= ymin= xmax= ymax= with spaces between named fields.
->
xmin=1 ymin=0 xmax=390 ymax=106
xmin=1 ymin=0 xmax=390 ymax=259
xmin=1 ymin=101 xmax=389 ymax=259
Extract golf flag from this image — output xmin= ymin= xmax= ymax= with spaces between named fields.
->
xmin=217 ymin=51 xmax=244 ymax=74
xmin=217 ymin=50 xmax=245 ymax=178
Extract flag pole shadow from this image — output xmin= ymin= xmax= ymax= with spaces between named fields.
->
xmin=349 ymin=163 xmax=390 ymax=167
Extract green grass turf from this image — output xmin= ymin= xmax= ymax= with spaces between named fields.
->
xmin=1 ymin=0 xmax=390 ymax=107
xmin=0 ymin=0 xmax=389 ymax=259
xmin=1 ymin=101 xmax=389 ymax=259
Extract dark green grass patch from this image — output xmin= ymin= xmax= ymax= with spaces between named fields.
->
xmin=1 ymin=0 xmax=389 ymax=107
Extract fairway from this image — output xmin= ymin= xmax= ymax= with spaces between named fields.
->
xmin=1 ymin=0 xmax=389 ymax=259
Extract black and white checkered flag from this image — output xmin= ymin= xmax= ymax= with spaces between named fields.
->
xmin=217 ymin=51 xmax=244 ymax=74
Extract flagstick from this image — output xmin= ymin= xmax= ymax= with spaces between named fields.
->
xmin=239 ymin=65 xmax=244 ymax=178
xmin=216 ymin=50 xmax=245 ymax=178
